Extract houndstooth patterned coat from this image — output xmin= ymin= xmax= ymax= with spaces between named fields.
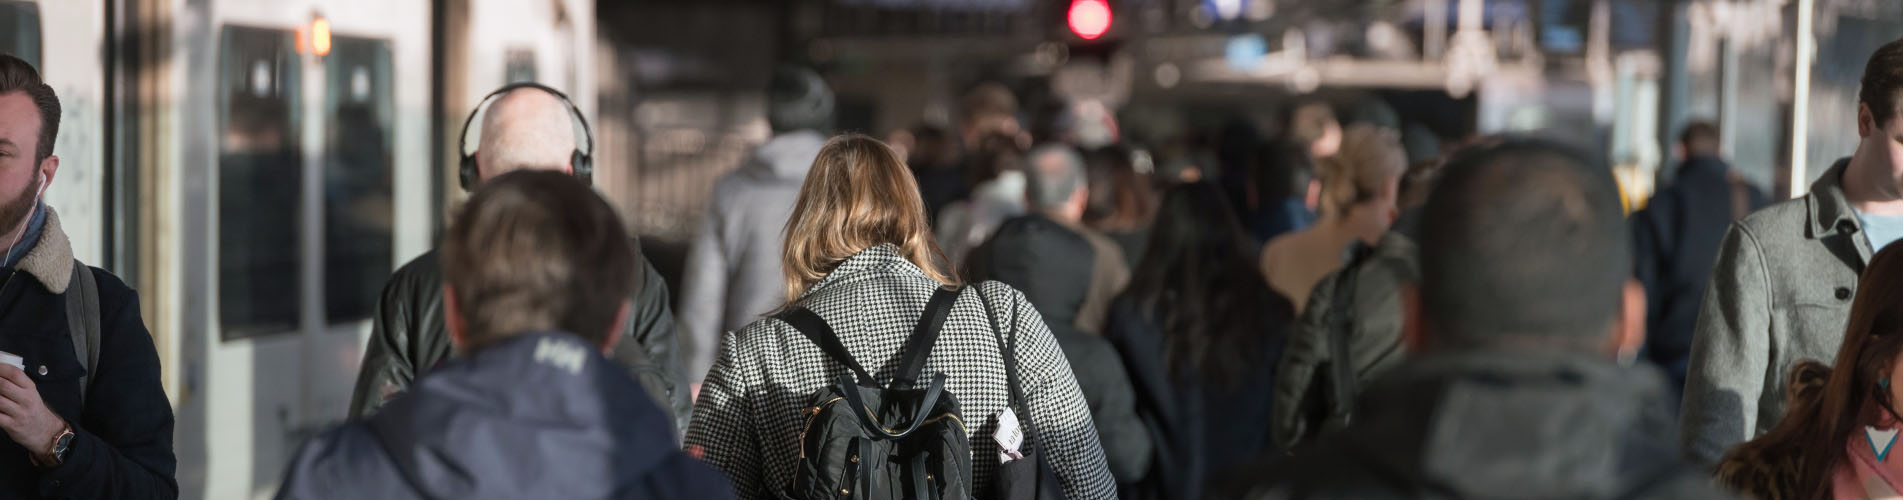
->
xmin=685 ymin=244 xmax=1117 ymax=499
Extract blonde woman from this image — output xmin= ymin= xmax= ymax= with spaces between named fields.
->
xmin=685 ymin=135 xmax=1116 ymax=499
xmin=1259 ymin=125 xmax=1408 ymax=314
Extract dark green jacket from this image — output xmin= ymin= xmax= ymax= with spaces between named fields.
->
xmin=346 ymin=247 xmax=690 ymax=435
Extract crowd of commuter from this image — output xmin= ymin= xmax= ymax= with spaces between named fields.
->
xmin=3 ymin=32 xmax=1903 ymax=500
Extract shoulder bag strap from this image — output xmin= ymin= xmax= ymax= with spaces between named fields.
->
xmin=977 ymin=285 xmax=1038 ymax=447
xmin=893 ymin=286 xmax=962 ymax=389
xmin=66 ymin=261 xmax=101 ymax=408
xmin=776 ymin=308 xmax=877 ymax=386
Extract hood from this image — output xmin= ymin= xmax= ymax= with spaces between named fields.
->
xmin=744 ymin=130 xmax=828 ymax=180
xmin=1341 ymin=350 xmax=1685 ymax=498
xmin=364 ymin=332 xmax=679 ymax=500
xmin=976 ymin=215 xmax=1092 ymax=327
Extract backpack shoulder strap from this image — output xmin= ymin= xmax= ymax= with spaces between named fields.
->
xmin=892 ymin=286 xmax=962 ymax=389
xmin=775 ymin=307 xmax=877 ymax=385
xmin=66 ymin=261 xmax=101 ymax=407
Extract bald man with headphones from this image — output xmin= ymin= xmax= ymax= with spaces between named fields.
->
xmin=348 ymin=84 xmax=691 ymax=435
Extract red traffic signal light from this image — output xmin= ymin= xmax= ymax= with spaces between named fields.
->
xmin=1068 ymin=0 xmax=1112 ymax=40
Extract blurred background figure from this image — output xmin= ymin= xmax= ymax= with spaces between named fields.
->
xmin=1247 ymin=140 xmax=1318 ymax=246
xmin=1259 ymin=125 xmax=1407 ymax=314
xmin=1082 ymin=145 xmax=1157 ymax=270
xmin=1629 ymin=120 xmax=1767 ymax=408
xmin=1104 ymin=182 xmax=1293 ymax=500
xmin=679 ymin=66 xmax=833 ymax=392
xmin=1230 ymin=140 xmax=1723 ymax=500
xmin=935 ymin=132 xmax=1027 ymax=265
xmin=968 ymin=144 xmax=1129 ymax=334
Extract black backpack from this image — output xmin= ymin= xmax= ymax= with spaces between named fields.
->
xmin=775 ymin=287 xmax=973 ymax=500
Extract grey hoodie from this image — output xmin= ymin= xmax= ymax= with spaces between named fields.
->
xmin=276 ymin=332 xmax=731 ymax=500
xmin=680 ymin=130 xmax=828 ymax=384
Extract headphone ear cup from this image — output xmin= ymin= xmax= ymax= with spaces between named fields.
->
xmin=572 ymin=150 xmax=592 ymax=186
xmin=460 ymin=155 xmax=480 ymax=191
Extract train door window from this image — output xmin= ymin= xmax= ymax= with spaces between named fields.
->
xmin=217 ymin=25 xmax=303 ymax=340
xmin=321 ymin=37 xmax=394 ymax=324
xmin=0 ymin=1 xmax=41 ymax=68
xmin=504 ymin=49 xmax=536 ymax=84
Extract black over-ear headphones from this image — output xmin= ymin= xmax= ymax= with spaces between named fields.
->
xmin=457 ymin=82 xmax=595 ymax=191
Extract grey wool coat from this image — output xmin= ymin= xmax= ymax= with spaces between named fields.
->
xmin=1679 ymin=158 xmax=1874 ymax=466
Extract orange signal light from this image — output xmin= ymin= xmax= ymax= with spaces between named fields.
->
xmin=311 ymin=17 xmax=331 ymax=56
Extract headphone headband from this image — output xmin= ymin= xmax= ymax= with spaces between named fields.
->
xmin=457 ymin=82 xmax=595 ymax=190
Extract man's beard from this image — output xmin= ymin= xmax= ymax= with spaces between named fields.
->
xmin=0 ymin=173 xmax=42 ymax=244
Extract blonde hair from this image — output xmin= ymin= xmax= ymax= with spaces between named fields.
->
xmin=781 ymin=134 xmax=958 ymax=305
xmin=1316 ymin=124 xmax=1407 ymax=216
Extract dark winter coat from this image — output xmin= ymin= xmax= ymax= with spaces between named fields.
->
xmin=278 ymin=331 xmax=731 ymax=500
xmin=1102 ymin=292 xmax=1294 ymax=500
xmin=1225 ymin=351 xmax=1728 ymax=500
xmin=1270 ymin=232 xmax=1417 ymax=450
xmin=966 ymin=214 xmax=1153 ymax=483
xmin=1630 ymin=156 xmax=1768 ymax=400
xmin=347 ymin=245 xmax=690 ymax=434
xmin=0 ymin=208 xmax=176 ymax=500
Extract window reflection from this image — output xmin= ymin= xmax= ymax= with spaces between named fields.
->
xmin=0 ymin=1 xmax=42 ymax=68
xmin=322 ymin=37 xmax=394 ymax=324
xmin=217 ymin=25 xmax=302 ymax=339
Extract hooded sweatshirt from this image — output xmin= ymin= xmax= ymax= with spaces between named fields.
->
xmin=681 ymin=130 xmax=828 ymax=384
xmin=276 ymin=332 xmax=732 ymax=500
xmin=967 ymin=215 xmax=1153 ymax=483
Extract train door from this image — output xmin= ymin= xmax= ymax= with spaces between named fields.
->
xmin=169 ymin=2 xmax=430 ymax=497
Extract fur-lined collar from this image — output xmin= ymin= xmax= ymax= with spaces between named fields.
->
xmin=16 ymin=207 xmax=74 ymax=294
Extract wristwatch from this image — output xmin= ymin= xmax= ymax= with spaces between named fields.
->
xmin=36 ymin=424 xmax=73 ymax=468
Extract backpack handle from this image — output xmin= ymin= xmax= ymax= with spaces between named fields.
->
xmin=837 ymin=372 xmax=950 ymax=439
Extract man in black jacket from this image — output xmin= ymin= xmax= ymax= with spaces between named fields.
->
xmin=1630 ymin=121 xmax=1768 ymax=401
xmin=0 ymin=54 xmax=175 ymax=499
xmin=1227 ymin=141 xmax=1721 ymax=499
xmin=279 ymin=171 xmax=728 ymax=499
xmin=348 ymin=86 xmax=689 ymax=433
xmin=967 ymin=215 xmax=1151 ymax=485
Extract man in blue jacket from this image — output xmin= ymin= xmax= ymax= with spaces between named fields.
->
xmin=277 ymin=171 xmax=730 ymax=499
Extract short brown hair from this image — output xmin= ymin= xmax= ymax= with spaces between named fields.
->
xmin=781 ymin=134 xmax=956 ymax=304
xmin=442 ymin=170 xmax=637 ymax=350
xmin=0 ymin=54 xmax=61 ymax=163
xmin=1864 ymin=38 xmax=1903 ymax=128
